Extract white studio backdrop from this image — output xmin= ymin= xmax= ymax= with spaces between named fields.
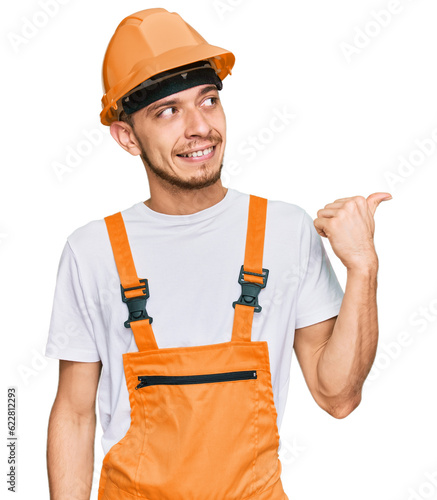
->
xmin=1 ymin=0 xmax=436 ymax=498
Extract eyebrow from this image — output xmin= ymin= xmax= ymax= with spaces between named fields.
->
xmin=146 ymin=84 xmax=219 ymax=116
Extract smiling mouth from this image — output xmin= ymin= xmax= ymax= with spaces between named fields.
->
xmin=176 ymin=146 xmax=215 ymax=160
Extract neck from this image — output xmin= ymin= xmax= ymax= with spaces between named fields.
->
xmin=144 ymin=182 xmax=228 ymax=215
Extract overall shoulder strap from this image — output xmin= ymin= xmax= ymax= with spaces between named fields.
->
xmin=105 ymin=212 xmax=158 ymax=351
xmin=231 ymin=195 xmax=269 ymax=342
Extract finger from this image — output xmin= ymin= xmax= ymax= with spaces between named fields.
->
xmin=333 ymin=197 xmax=353 ymax=203
xmin=313 ymin=218 xmax=328 ymax=238
xmin=333 ymin=195 xmax=372 ymax=204
xmin=322 ymin=202 xmax=345 ymax=210
xmin=366 ymin=192 xmax=392 ymax=217
xmin=317 ymin=208 xmax=341 ymax=218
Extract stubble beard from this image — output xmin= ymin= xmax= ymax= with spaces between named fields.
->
xmin=137 ymin=135 xmax=224 ymax=192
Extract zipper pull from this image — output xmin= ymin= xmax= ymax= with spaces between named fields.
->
xmin=135 ymin=377 xmax=147 ymax=390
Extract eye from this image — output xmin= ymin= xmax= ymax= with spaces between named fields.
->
xmin=203 ymin=97 xmax=218 ymax=107
xmin=157 ymin=107 xmax=177 ymax=118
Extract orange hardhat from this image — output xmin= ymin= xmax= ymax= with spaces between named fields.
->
xmin=100 ymin=8 xmax=235 ymax=126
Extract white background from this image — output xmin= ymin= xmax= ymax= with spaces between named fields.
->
xmin=2 ymin=0 xmax=436 ymax=498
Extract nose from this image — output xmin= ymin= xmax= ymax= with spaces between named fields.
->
xmin=184 ymin=107 xmax=212 ymax=138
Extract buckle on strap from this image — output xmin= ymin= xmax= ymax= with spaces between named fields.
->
xmin=120 ymin=279 xmax=153 ymax=328
xmin=232 ymin=265 xmax=269 ymax=313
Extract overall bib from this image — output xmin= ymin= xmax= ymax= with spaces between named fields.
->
xmin=98 ymin=195 xmax=289 ymax=499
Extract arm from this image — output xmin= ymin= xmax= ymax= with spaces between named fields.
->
xmin=293 ymin=261 xmax=378 ymax=418
xmin=47 ymin=360 xmax=102 ymax=499
xmin=293 ymin=192 xmax=389 ymax=418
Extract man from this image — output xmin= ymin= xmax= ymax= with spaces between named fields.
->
xmin=45 ymin=8 xmax=391 ymax=499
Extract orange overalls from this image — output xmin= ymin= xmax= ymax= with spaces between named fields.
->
xmin=98 ymin=195 xmax=289 ymax=499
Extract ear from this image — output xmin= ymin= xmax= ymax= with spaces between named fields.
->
xmin=109 ymin=121 xmax=142 ymax=156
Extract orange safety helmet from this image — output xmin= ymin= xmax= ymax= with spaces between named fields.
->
xmin=100 ymin=8 xmax=235 ymax=126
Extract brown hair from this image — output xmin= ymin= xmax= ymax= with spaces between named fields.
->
xmin=118 ymin=109 xmax=135 ymax=129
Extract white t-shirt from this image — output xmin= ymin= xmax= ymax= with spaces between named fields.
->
xmin=45 ymin=188 xmax=344 ymax=456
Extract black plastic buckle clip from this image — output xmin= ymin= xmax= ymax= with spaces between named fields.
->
xmin=232 ymin=265 xmax=269 ymax=313
xmin=120 ymin=279 xmax=153 ymax=328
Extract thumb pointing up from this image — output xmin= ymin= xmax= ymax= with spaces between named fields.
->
xmin=366 ymin=192 xmax=392 ymax=217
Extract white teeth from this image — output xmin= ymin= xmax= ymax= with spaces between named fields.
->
xmin=180 ymin=146 xmax=214 ymax=158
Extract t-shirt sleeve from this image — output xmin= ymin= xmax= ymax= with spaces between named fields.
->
xmin=44 ymin=241 xmax=101 ymax=362
xmin=295 ymin=209 xmax=344 ymax=329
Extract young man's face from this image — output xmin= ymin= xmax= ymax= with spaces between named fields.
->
xmin=122 ymin=83 xmax=226 ymax=191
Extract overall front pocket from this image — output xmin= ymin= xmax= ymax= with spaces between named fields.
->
xmin=134 ymin=368 xmax=259 ymax=500
xmin=136 ymin=369 xmax=257 ymax=389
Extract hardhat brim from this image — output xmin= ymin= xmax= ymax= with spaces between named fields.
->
xmin=101 ymin=44 xmax=235 ymax=126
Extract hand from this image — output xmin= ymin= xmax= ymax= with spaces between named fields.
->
xmin=313 ymin=192 xmax=392 ymax=271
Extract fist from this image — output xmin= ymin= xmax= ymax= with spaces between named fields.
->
xmin=313 ymin=192 xmax=392 ymax=270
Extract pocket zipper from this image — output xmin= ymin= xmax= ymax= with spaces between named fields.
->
xmin=135 ymin=370 xmax=257 ymax=390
